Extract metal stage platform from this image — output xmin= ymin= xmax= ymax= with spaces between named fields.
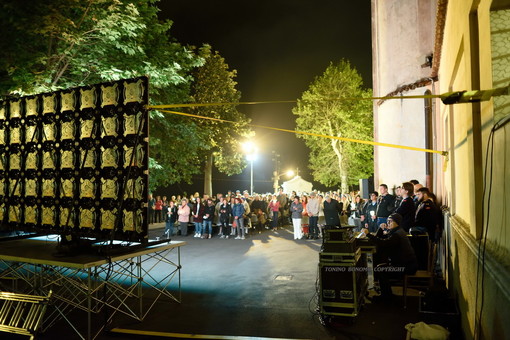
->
xmin=0 ymin=235 xmax=186 ymax=340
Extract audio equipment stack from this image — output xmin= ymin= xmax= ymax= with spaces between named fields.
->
xmin=318 ymin=227 xmax=367 ymax=321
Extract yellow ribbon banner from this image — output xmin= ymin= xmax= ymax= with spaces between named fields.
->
xmin=156 ymin=109 xmax=448 ymax=156
xmin=147 ymin=84 xmax=510 ymax=158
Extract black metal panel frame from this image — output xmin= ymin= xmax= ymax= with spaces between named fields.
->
xmin=0 ymin=77 xmax=149 ymax=243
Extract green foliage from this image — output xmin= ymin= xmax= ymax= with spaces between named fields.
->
xmin=0 ymin=0 xmax=208 ymax=190
xmin=293 ymin=59 xmax=373 ymax=191
xmin=189 ymin=46 xmax=253 ymax=175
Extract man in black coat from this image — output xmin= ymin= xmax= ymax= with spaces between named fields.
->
xmin=323 ymin=195 xmax=343 ymax=229
xmin=414 ymin=187 xmax=441 ymax=241
xmin=375 ymin=184 xmax=395 ymax=227
xmin=362 ymin=213 xmax=418 ymax=300
xmin=395 ymin=182 xmax=416 ymax=232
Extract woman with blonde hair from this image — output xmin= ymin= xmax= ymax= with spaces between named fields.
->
xmin=177 ymin=198 xmax=190 ymax=236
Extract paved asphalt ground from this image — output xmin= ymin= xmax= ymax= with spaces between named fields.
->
xmin=8 ymin=223 xmax=435 ymax=340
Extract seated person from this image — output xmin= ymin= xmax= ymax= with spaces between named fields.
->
xmin=362 ymin=213 xmax=418 ymax=301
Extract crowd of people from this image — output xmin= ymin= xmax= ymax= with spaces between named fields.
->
xmin=149 ymin=180 xmax=443 ymax=302
xmin=147 ymin=179 xmax=443 ymax=244
xmin=359 ymin=180 xmax=443 ymax=302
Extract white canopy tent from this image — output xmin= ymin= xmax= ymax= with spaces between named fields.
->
xmin=281 ymin=176 xmax=313 ymax=195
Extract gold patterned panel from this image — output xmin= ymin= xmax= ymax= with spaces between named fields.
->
xmin=80 ymin=208 xmax=95 ymax=228
xmin=123 ymin=113 xmax=139 ymax=135
xmin=124 ymin=178 xmax=143 ymax=200
xmin=0 ymin=204 xmax=3 ymax=221
xmin=0 ymin=129 xmax=4 ymax=145
xmin=42 ymin=207 xmax=55 ymax=225
xmin=10 ymin=101 xmax=21 ymax=118
xmin=81 ymin=149 xmax=95 ymax=168
xmin=80 ymin=178 xmax=95 ymax=198
xmin=24 ymin=206 xmax=37 ymax=224
xmin=0 ymin=155 xmax=3 ymax=170
xmin=0 ymin=105 xmax=5 ymax=119
xmin=123 ymin=146 xmax=134 ymax=167
xmin=43 ymin=123 xmax=55 ymax=141
xmin=123 ymin=211 xmax=137 ymax=231
xmin=101 ymin=147 xmax=118 ymax=167
xmin=10 ymin=127 xmax=21 ymax=144
xmin=100 ymin=209 xmax=116 ymax=230
xmin=80 ymin=88 xmax=96 ymax=110
xmin=123 ymin=79 xmax=145 ymax=103
xmin=25 ymin=125 xmax=37 ymax=143
xmin=10 ymin=183 xmax=21 ymax=196
xmin=61 ymin=92 xmax=75 ymax=112
xmin=101 ymin=116 xmax=118 ymax=137
xmin=62 ymin=179 xmax=74 ymax=197
xmin=101 ymin=178 xmax=117 ymax=198
xmin=0 ymin=181 xmax=4 ymax=195
xmin=61 ymin=121 xmax=75 ymax=140
xmin=9 ymin=206 xmax=20 ymax=222
xmin=136 ymin=145 xmax=145 ymax=165
xmin=80 ymin=119 xmax=94 ymax=139
xmin=10 ymin=153 xmax=20 ymax=170
xmin=25 ymin=179 xmax=37 ymax=196
xmin=42 ymin=151 xmax=55 ymax=169
xmin=42 ymin=94 xmax=56 ymax=114
xmin=26 ymin=152 xmax=38 ymax=169
xmin=123 ymin=145 xmax=144 ymax=168
xmin=61 ymin=150 xmax=74 ymax=168
xmin=101 ymin=83 xmax=119 ymax=107
xmin=60 ymin=207 xmax=73 ymax=227
xmin=26 ymin=98 xmax=38 ymax=116
xmin=42 ymin=179 xmax=55 ymax=197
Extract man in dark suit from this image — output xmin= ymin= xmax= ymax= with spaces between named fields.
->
xmin=414 ymin=187 xmax=441 ymax=241
xmin=375 ymin=184 xmax=395 ymax=227
xmin=395 ymin=182 xmax=416 ymax=232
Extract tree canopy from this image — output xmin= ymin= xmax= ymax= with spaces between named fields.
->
xmin=293 ymin=60 xmax=373 ymax=192
xmin=189 ymin=46 xmax=253 ymax=195
xmin=0 ymin=0 xmax=250 ymax=191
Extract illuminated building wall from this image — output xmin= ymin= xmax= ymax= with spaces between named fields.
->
xmin=372 ymin=0 xmax=510 ymax=338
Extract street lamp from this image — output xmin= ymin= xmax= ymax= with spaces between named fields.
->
xmin=273 ymin=169 xmax=295 ymax=193
xmin=242 ymin=142 xmax=258 ymax=195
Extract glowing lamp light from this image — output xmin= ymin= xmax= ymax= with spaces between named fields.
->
xmin=242 ymin=141 xmax=257 ymax=154
xmin=242 ymin=141 xmax=258 ymax=195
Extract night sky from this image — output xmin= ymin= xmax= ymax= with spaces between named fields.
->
xmin=157 ymin=1 xmax=372 ymax=195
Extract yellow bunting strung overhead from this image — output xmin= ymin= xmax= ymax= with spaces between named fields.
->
xmin=155 ymin=109 xmax=448 ymax=157
xmin=148 ymin=83 xmax=510 ymax=110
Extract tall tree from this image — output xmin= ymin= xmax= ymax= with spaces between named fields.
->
xmin=0 ymin=0 xmax=205 ymax=190
xmin=293 ymin=60 xmax=373 ymax=193
xmin=189 ymin=46 xmax=253 ymax=196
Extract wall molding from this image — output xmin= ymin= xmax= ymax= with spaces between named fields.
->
xmin=450 ymin=214 xmax=510 ymax=302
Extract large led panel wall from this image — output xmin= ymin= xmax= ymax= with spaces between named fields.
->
xmin=0 ymin=77 xmax=149 ymax=243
